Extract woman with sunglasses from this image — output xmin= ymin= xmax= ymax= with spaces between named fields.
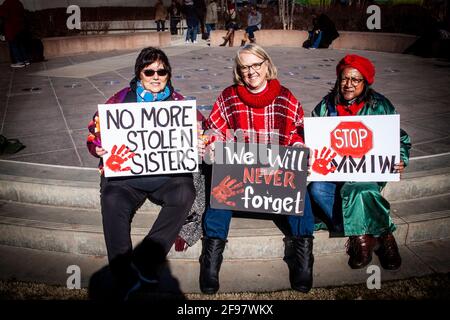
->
xmin=307 ymin=54 xmax=411 ymax=271
xmin=199 ymin=44 xmax=315 ymax=294
xmin=86 ymin=47 xmax=204 ymax=300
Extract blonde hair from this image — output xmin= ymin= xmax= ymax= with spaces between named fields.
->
xmin=233 ymin=44 xmax=278 ymax=86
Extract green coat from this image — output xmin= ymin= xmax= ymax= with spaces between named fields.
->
xmin=312 ymin=91 xmax=412 ymax=236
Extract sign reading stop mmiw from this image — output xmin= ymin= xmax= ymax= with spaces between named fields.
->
xmin=331 ymin=121 xmax=373 ymax=158
xmin=304 ymin=115 xmax=400 ymax=182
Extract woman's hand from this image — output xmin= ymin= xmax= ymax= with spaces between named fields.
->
xmin=198 ymin=134 xmax=208 ymax=159
xmin=292 ymin=142 xmax=312 ymax=176
xmin=394 ymin=161 xmax=405 ymax=175
xmin=198 ymin=131 xmax=216 ymax=164
xmin=95 ymin=146 xmax=108 ymax=157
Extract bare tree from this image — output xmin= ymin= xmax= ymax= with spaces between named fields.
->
xmin=279 ymin=0 xmax=296 ymax=30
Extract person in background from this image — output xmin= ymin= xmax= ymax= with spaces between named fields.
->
xmin=199 ymin=44 xmax=315 ymax=295
xmin=303 ymin=13 xmax=339 ymax=49
xmin=204 ymin=0 xmax=218 ymax=42
xmin=219 ymin=2 xmax=238 ymax=47
xmin=169 ymin=0 xmax=182 ymax=35
xmin=308 ymin=54 xmax=411 ymax=271
xmin=240 ymin=5 xmax=261 ymax=46
xmin=154 ymin=0 xmax=168 ymax=32
xmin=183 ymin=0 xmax=199 ymax=43
xmin=0 ymin=0 xmax=30 ymax=67
xmin=194 ymin=0 xmax=207 ymax=35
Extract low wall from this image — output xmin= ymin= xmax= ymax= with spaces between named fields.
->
xmin=42 ymin=31 xmax=171 ymax=59
xmin=80 ymin=20 xmax=187 ymax=34
xmin=330 ymin=31 xmax=418 ymax=53
xmin=210 ymin=30 xmax=418 ymax=53
xmin=210 ymin=30 xmax=309 ymax=47
xmin=0 ymin=30 xmax=419 ymax=63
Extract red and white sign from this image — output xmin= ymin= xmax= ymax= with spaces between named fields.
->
xmin=331 ymin=121 xmax=373 ymax=158
xmin=304 ymin=115 xmax=400 ymax=182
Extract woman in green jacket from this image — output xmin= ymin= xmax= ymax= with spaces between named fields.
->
xmin=308 ymin=54 xmax=411 ymax=271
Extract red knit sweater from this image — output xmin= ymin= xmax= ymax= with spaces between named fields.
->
xmin=204 ymin=79 xmax=305 ymax=146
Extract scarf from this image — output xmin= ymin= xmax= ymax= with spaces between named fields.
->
xmin=136 ymin=80 xmax=171 ymax=102
xmin=336 ymin=100 xmax=365 ymax=116
xmin=236 ymin=79 xmax=282 ymax=108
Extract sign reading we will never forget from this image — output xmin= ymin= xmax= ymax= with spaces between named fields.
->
xmin=210 ymin=142 xmax=309 ymax=215
xmin=304 ymin=115 xmax=400 ymax=182
xmin=98 ymin=100 xmax=198 ymax=177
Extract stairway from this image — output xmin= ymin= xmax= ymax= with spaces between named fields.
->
xmin=0 ymin=155 xmax=449 ymax=292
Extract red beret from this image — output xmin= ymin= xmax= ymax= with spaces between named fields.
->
xmin=336 ymin=54 xmax=375 ymax=85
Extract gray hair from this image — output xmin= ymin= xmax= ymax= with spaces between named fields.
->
xmin=233 ymin=44 xmax=278 ymax=86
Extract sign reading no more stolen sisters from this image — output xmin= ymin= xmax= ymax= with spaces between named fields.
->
xmin=305 ymin=114 xmax=400 ymax=182
xmin=210 ymin=142 xmax=309 ymax=216
xmin=98 ymin=100 xmax=198 ymax=177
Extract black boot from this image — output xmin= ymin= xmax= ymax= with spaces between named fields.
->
xmin=284 ymin=236 xmax=314 ymax=293
xmin=219 ymin=38 xmax=229 ymax=46
xmin=199 ymin=237 xmax=226 ymax=294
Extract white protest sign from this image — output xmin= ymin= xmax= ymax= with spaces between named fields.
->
xmin=98 ymin=100 xmax=198 ymax=177
xmin=304 ymin=115 xmax=400 ymax=182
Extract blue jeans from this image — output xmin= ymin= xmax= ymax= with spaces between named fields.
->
xmin=309 ymin=30 xmax=323 ymax=48
xmin=205 ymin=23 xmax=215 ymax=38
xmin=186 ymin=22 xmax=199 ymax=42
xmin=204 ymin=191 xmax=315 ymax=239
xmin=307 ymin=182 xmax=344 ymax=233
xmin=245 ymin=25 xmax=259 ymax=40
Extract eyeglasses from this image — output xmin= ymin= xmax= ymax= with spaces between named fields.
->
xmin=142 ymin=69 xmax=169 ymax=77
xmin=240 ymin=60 xmax=266 ymax=73
xmin=340 ymin=76 xmax=364 ymax=86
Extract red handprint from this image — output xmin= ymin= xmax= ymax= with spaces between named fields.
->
xmin=212 ymin=175 xmax=245 ymax=207
xmin=105 ymin=144 xmax=135 ymax=172
xmin=312 ymin=147 xmax=337 ymax=176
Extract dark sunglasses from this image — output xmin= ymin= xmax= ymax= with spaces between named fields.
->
xmin=142 ymin=69 xmax=169 ymax=77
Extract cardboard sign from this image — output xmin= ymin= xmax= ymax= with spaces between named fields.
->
xmin=210 ymin=142 xmax=309 ymax=215
xmin=98 ymin=100 xmax=198 ymax=177
xmin=304 ymin=115 xmax=400 ymax=182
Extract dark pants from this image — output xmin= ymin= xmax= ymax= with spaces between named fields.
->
xmin=170 ymin=18 xmax=180 ymax=35
xmin=156 ymin=20 xmax=166 ymax=32
xmin=100 ymin=175 xmax=195 ymax=274
xmin=9 ymin=32 xmax=28 ymax=63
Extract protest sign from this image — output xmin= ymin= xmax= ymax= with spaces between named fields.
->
xmin=210 ymin=142 xmax=309 ymax=215
xmin=98 ymin=100 xmax=198 ymax=177
xmin=305 ymin=115 xmax=400 ymax=182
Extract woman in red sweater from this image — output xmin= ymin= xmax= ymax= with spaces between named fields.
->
xmin=200 ymin=44 xmax=315 ymax=294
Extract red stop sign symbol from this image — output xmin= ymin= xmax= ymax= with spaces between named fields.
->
xmin=330 ymin=121 xmax=373 ymax=158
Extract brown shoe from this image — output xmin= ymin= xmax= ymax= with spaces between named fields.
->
xmin=375 ymin=233 xmax=402 ymax=270
xmin=346 ymin=235 xmax=378 ymax=269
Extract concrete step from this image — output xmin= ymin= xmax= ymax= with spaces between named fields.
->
xmin=1 ymin=239 xmax=448 ymax=293
xmin=0 ymin=192 xmax=449 ymax=258
xmin=1 ymin=155 xmax=450 ymax=211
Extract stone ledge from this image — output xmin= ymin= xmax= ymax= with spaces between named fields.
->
xmin=210 ymin=30 xmax=418 ymax=53
xmin=42 ymin=32 xmax=171 ymax=59
xmin=0 ymin=200 xmax=448 ymax=258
